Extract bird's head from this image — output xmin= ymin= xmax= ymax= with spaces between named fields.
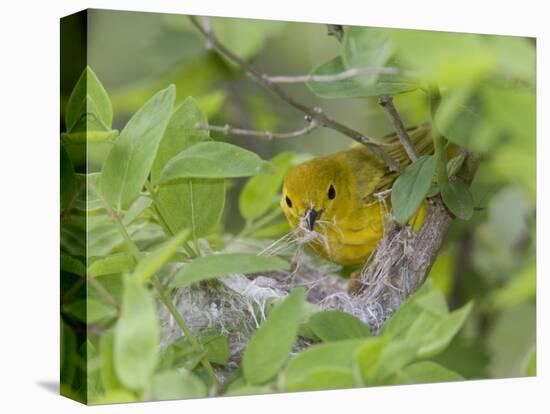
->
xmin=280 ymin=156 xmax=352 ymax=233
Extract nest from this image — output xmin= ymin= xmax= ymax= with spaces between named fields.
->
xmin=158 ymin=198 xmax=453 ymax=377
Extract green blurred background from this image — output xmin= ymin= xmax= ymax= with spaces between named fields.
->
xmin=60 ymin=9 xmax=535 ymax=381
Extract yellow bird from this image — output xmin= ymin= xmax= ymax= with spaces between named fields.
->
xmin=280 ymin=125 xmax=434 ymax=266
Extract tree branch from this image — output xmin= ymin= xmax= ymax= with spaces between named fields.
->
xmin=264 ymin=66 xmax=406 ymax=84
xmin=188 ymin=16 xmax=404 ymax=173
xmin=196 ymin=117 xmax=319 ymax=140
xmin=378 ymin=95 xmax=419 ymax=162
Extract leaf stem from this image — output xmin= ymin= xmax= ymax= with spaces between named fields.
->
xmin=90 ymin=179 xmax=141 ymax=261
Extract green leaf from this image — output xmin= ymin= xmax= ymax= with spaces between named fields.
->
xmin=62 ymin=299 xmax=115 ymax=324
xmin=391 ymin=155 xmax=437 ymax=225
xmin=382 ymin=280 xmax=438 ymax=338
xmin=440 ymin=180 xmax=474 ymax=220
xmin=487 ymin=304 xmax=536 ymax=378
xmin=114 ymin=275 xmax=160 ymax=390
xmin=239 ymin=152 xmax=294 ymax=221
xmin=171 ymin=332 xmax=231 ymax=367
xmin=131 ymin=229 xmax=190 ymax=284
xmin=170 ymin=253 xmax=290 ymax=288
xmin=482 ymin=35 xmax=535 ymax=85
xmin=392 ymin=361 xmax=463 ymax=385
xmin=99 ymin=331 xmax=124 ymax=391
xmin=150 ymin=370 xmax=208 ymax=400
xmin=415 ymin=289 xmax=449 ymax=315
xmin=434 ymin=87 xmax=493 ymax=151
xmin=61 ymin=129 xmax=119 ymax=145
xmin=342 ymin=26 xmax=393 ymax=71
xmin=385 ymin=29 xmax=494 ymax=86
xmin=157 ymin=141 xmax=274 ymax=183
xmin=357 ymin=338 xmax=416 ymax=385
xmin=307 ymin=310 xmax=371 ymax=342
xmin=88 ymin=253 xmax=135 ymax=277
xmin=60 ymin=146 xmax=78 ymax=210
xmin=307 ymin=56 xmax=417 ymax=99
xmin=282 ymin=339 xmax=365 ymax=389
xmin=355 ymin=337 xmax=391 ymax=383
xmin=285 ymin=367 xmax=356 ymax=392
xmin=489 ymin=263 xmax=535 ymax=310
xmin=151 ymin=97 xmax=225 ymax=238
xmin=200 ymin=334 xmax=230 ymax=366
xmin=65 ymin=66 xmax=113 ymax=132
xmin=243 ymin=288 xmax=305 ymax=384
xmin=409 ymin=302 xmax=473 ymax=358
xmin=60 ymin=253 xmax=85 ymax=276
xmin=122 ymin=196 xmax=153 ymax=226
xmin=100 ymin=85 xmax=175 ymax=211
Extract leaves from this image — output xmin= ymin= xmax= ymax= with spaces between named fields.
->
xmin=62 ymin=299 xmax=116 ymax=323
xmin=60 ymin=146 xmax=78 ymax=210
xmin=408 ymin=302 xmax=473 ymax=358
xmin=60 ymin=253 xmax=85 ymax=276
xmin=385 ymin=29 xmax=494 ymax=86
xmin=150 ymin=370 xmax=207 ymax=400
xmin=307 ymin=310 xmax=371 ymax=342
xmin=239 ymin=152 xmax=294 ymax=222
xmin=151 ymin=97 xmax=225 ymax=238
xmin=113 ymin=275 xmax=160 ymax=390
xmin=392 ymin=361 xmax=463 ymax=385
xmin=440 ymin=180 xmax=474 ymax=220
xmin=242 ymin=288 xmax=305 ymax=384
xmin=282 ymin=339 xmax=364 ymax=390
xmin=131 ymin=229 xmax=189 ymax=284
xmin=157 ymin=141 xmax=274 ymax=183
xmin=285 ymin=368 xmax=356 ymax=392
xmin=65 ymin=66 xmax=113 ymax=133
xmin=99 ymin=331 xmax=124 ymax=391
xmin=170 ymin=253 xmax=290 ymax=288
xmin=342 ymin=26 xmax=393 ymax=77
xmin=88 ymin=253 xmax=135 ymax=277
xmin=391 ymin=155 xmax=437 ymax=225
xmin=307 ymin=56 xmax=417 ymax=99
xmin=100 ymin=85 xmax=175 ymax=211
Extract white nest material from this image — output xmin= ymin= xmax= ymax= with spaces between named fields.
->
xmin=158 ymin=198 xmax=453 ymax=364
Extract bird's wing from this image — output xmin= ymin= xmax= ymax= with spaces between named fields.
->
xmin=352 ymin=125 xmax=435 ymax=203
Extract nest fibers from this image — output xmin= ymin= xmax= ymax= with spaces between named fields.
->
xmin=158 ymin=197 xmax=453 ymax=366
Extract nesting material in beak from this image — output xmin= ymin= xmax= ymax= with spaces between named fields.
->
xmin=304 ymin=207 xmax=320 ymax=231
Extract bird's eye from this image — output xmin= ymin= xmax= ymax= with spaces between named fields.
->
xmin=328 ymin=184 xmax=336 ymax=200
xmin=285 ymin=195 xmax=293 ymax=208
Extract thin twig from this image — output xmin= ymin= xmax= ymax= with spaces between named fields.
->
xmin=189 ymin=15 xmax=404 ymax=173
xmin=264 ymin=66 xmax=408 ymax=84
xmin=196 ymin=117 xmax=319 ymax=140
xmin=378 ymin=95 xmax=419 ymax=162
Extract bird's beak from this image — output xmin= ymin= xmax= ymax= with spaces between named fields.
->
xmin=304 ymin=207 xmax=320 ymax=231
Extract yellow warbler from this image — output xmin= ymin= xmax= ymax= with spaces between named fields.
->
xmin=280 ymin=125 xmax=434 ymax=265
